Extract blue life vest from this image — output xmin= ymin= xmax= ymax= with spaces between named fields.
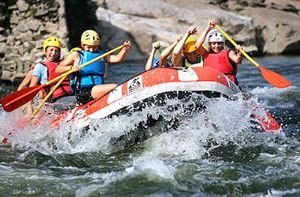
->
xmin=151 ymin=56 xmax=160 ymax=69
xmin=70 ymin=50 xmax=106 ymax=90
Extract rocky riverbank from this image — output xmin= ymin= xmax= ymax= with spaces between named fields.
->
xmin=0 ymin=0 xmax=299 ymax=83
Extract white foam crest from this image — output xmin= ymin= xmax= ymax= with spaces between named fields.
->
xmin=51 ymin=96 xmax=201 ymax=154
xmin=258 ymin=134 xmax=300 ymax=167
xmin=141 ymin=96 xmax=254 ymax=160
xmin=205 ymin=96 xmax=252 ymax=134
xmin=249 ymin=86 xmax=298 ymax=109
xmin=34 ymin=104 xmax=166 ymax=154
xmin=143 ymin=126 xmax=212 ymax=160
xmin=128 ymin=157 xmax=176 ymax=180
xmin=45 ymin=94 xmax=263 ymax=157
xmin=76 ymin=157 xmax=175 ymax=196
xmin=250 ymin=86 xmax=290 ymax=96
xmin=0 ymin=109 xmax=26 ymax=134
xmin=265 ymin=188 xmax=300 ymax=196
xmin=1 ymin=92 xmax=287 ymax=156
xmin=0 ymin=109 xmax=56 ymax=150
xmin=0 ymin=110 xmax=6 ymax=140
xmin=8 ymin=115 xmax=59 ymax=152
xmin=0 ymin=164 xmax=14 ymax=174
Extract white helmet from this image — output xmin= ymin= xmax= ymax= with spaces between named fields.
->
xmin=208 ymin=32 xmax=225 ymax=43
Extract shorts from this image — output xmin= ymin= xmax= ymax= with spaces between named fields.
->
xmin=75 ymin=87 xmax=94 ymax=105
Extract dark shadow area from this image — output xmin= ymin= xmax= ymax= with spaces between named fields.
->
xmin=0 ymin=80 xmax=19 ymax=99
xmin=0 ymin=0 xmax=16 ymax=32
xmin=0 ymin=0 xmax=141 ymax=94
xmin=283 ymin=41 xmax=300 ymax=55
xmin=64 ymin=0 xmax=142 ymax=61
xmin=64 ymin=0 xmax=98 ymax=49
xmin=254 ymin=27 xmax=265 ymax=56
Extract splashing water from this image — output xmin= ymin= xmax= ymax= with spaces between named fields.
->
xmin=1 ymin=57 xmax=299 ymax=196
xmin=1 ymin=92 xmax=278 ymax=157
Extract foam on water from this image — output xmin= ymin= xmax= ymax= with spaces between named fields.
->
xmin=0 ymin=88 xmax=296 ymax=160
xmin=74 ymin=157 xmax=176 ymax=196
xmin=141 ymin=94 xmax=277 ymax=154
xmin=0 ymin=58 xmax=299 ymax=195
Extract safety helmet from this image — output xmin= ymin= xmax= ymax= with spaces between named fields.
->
xmin=208 ymin=32 xmax=225 ymax=43
xmin=42 ymin=36 xmax=62 ymax=54
xmin=183 ymin=35 xmax=198 ymax=54
xmin=69 ymin=47 xmax=82 ymax=53
xmin=81 ymin=30 xmax=100 ymax=46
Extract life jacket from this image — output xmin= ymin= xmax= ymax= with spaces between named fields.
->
xmin=204 ymin=49 xmax=238 ymax=85
xmin=70 ymin=50 xmax=106 ymax=90
xmin=183 ymin=55 xmax=203 ymax=68
xmin=40 ymin=60 xmax=73 ymax=102
xmin=151 ymin=57 xmax=172 ymax=68
xmin=151 ymin=56 xmax=161 ymax=69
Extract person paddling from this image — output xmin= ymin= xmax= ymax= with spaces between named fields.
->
xmin=55 ymin=30 xmax=132 ymax=105
xmin=26 ymin=36 xmax=76 ymax=117
xmin=172 ymin=26 xmax=204 ymax=68
xmin=196 ymin=19 xmax=243 ymax=86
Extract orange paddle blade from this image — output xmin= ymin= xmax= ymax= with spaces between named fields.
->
xmin=1 ymin=85 xmax=45 ymax=112
xmin=214 ymin=24 xmax=292 ymax=88
xmin=258 ymin=65 xmax=292 ymax=88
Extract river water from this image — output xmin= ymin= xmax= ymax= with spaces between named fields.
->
xmin=0 ymin=56 xmax=299 ymax=196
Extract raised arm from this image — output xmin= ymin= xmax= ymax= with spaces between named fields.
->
xmin=196 ymin=19 xmax=217 ymax=55
xmin=171 ymin=26 xmax=197 ymax=67
xmin=145 ymin=41 xmax=161 ymax=70
xmin=106 ymin=40 xmax=132 ymax=63
xmin=160 ymin=35 xmax=182 ymax=67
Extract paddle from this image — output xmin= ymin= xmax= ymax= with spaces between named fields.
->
xmin=31 ymin=75 xmax=68 ymax=117
xmin=1 ymin=45 xmax=124 ymax=112
xmin=214 ymin=24 xmax=292 ymax=88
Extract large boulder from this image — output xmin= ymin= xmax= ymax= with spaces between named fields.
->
xmin=94 ymin=0 xmax=255 ymax=60
xmin=94 ymin=0 xmax=300 ymax=59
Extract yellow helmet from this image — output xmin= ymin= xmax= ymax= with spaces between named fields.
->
xmin=81 ymin=30 xmax=100 ymax=46
xmin=69 ymin=47 xmax=82 ymax=54
xmin=182 ymin=35 xmax=198 ymax=54
xmin=42 ymin=36 xmax=62 ymax=54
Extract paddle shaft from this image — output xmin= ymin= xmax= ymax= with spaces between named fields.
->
xmin=45 ymin=45 xmax=124 ymax=87
xmin=32 ymin=75 xmax=68 ymax=116
xmin=1 ymin=45 xmax=124 ymax=112
xmin=214 ymin=24 xmax=291 ymax=88
xmin=215 ymin=25 xmax=259 ymax=67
